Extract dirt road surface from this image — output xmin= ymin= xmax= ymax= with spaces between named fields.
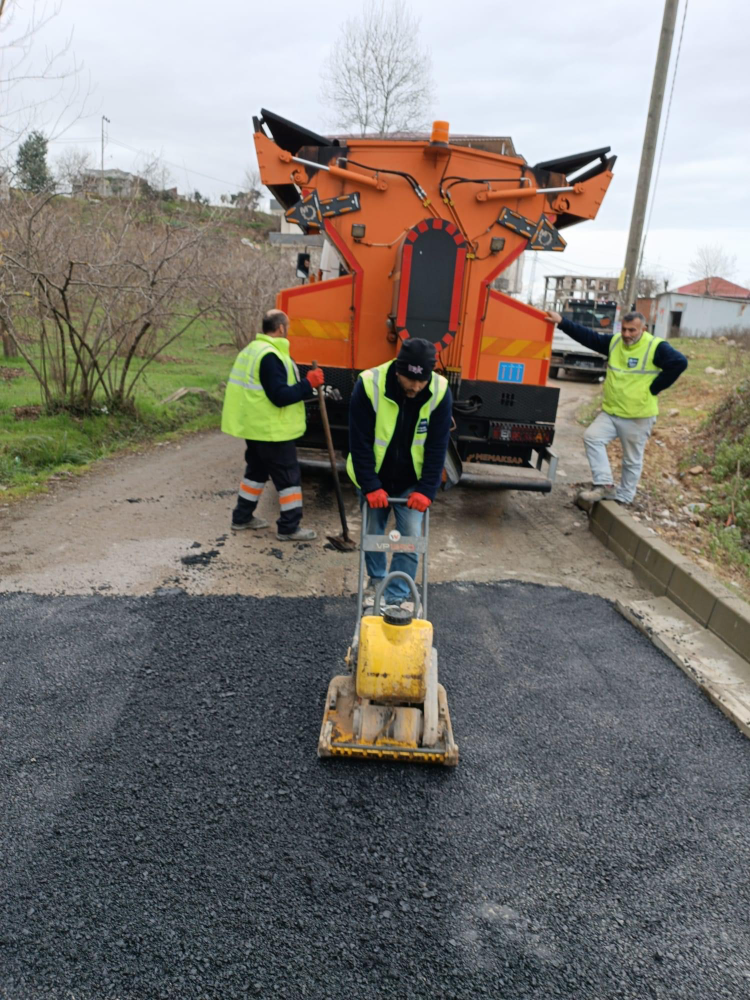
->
xmin=0 ymin=381 xmax=649 ymax=604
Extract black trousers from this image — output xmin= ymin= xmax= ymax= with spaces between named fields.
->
xmin=232 ymin=439 xmax=303 ymax=535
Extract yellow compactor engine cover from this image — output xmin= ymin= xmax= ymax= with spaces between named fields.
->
xmin=356 ymin=616 xmax=432 ymax=704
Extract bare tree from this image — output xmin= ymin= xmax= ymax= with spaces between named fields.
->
xmin=137 ymin=153 xmax=173 ymax=195
xmin=689 ymin=244 xmax=738 ymax=295
xmin=0 ymin=0 xmax=92 ymax=153
xmin=203 ymin=241 xmax=295 ymax=350
xmin=320 ymin=0 xmax=433 ymax=137
xmin=0 ymin=191 xmax=218 ymax=412
xmin=636 ymin=272 xmax=662 ymax=299
xmin=54 ymin=144 xmax=91 ymax=190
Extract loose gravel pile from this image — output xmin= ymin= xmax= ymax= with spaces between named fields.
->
xmin=1 ymin=582 xmax=749 ymax=1000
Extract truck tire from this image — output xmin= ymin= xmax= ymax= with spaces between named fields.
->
xmin=549 ymin=366 xmax=561 ymax=379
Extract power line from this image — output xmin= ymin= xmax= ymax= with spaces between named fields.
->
xmin=638 ymin=0 xmax=689 ymax=276
xmin=620 ymin=0 xmax=681 ymax=309
xmin=108 ymin=137 xmax=242 ymax=190
xmin=47 ymin=136 xmax=101 ymax=143
xmin=47 ymin=133 xmax=244 ymax=191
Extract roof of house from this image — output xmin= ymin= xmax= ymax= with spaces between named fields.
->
xmin=674 ymin=277 xmax=750 ymax=299
xmin=81 ymin=168 xmax=136 ymax=180
xmin=331 ymin=132 xmax=518 ymax=157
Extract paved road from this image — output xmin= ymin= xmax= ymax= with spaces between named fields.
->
xmin=1 ymin=583 xmax=748 ymax=999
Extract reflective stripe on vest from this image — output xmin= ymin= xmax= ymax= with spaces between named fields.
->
xmin=346 ymin=360 xmax=449 ymax=487
xmin=602 ymin=331 xmax=663 ymax=419
xmin=221 ymin=334 xmax=307 ymax=442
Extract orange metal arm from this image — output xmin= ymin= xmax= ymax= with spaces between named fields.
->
xmin=476 ymin=184 xmax=580 ymax=203
xmin=278 ymin=150 xmax=388 ymax=192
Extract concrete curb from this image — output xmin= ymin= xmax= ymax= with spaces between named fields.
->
xmin=586 ymin=499 xmax=750 ymax=662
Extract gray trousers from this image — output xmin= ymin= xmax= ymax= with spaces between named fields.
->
xmin=583 ymin=411 xmax=656 ymax=503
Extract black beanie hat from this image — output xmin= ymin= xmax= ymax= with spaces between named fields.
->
xmin=395 ymin=338 xmax=436 ymax=379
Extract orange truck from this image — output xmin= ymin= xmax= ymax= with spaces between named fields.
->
xmin=253 ymin=109 xmax=615 ymax=491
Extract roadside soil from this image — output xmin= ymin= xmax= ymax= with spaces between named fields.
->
xmin=0 ymin=378 xmax=651 ymax=604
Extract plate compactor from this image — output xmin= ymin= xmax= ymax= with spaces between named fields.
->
xmin=318 ymin=498 xmax=458 ymax=765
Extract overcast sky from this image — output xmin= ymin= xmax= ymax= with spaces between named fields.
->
xmin=4 ymin=0 xmax=749 ymax=296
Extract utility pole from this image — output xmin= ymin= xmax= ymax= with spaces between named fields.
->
xmin=100 ymin=115 xmax=110 ymax=197
xmin=620 ymin=0 xmax=679 ymax=313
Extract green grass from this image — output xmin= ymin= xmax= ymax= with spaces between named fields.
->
xmin=1 ymin=317 xmax=237 ymax=497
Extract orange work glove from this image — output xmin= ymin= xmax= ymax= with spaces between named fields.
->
xmin=305 ymin=367 xmax=325 ymax=390
xmin=407 ymin=492 xmax=431 ymax=512
xmin=366 ymin=489 xmax=389 ymax=509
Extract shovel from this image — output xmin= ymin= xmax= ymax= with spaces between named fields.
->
xmin=311 ymin=361 xmax=357 ymax=552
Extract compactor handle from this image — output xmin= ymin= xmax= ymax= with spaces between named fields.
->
xmin=373 ymin=572 xmax=421 ymax=616
xmin=361 ymin=497 xmax=430 ymax=620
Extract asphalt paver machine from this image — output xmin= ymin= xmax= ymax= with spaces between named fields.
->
xmin=318 ymin=499 xmax=458 ymax=765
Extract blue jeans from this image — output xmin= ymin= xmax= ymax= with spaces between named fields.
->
xmin=359 ymin=489 xmax=424 ymax=604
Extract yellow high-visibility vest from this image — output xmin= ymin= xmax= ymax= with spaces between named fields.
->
xmin=602 ymin=331 xmax=664 ymax=418
xmin=221 ymin=334 xmax=307 ymax=442
xmin=346 ymin=360 xmax=449 ymax=487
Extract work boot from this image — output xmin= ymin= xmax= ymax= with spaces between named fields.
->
xmin=232 ymin=516 xmax=269 ymax=531
xmin=379 ymin=598 xmax=422 ymax=618
xmin=399 ymin=600 xmax=418 ymax=615
xmin=277 ymin=527 xmax=317 ymax=541
xmin=577 ymin=484 xmax=616 ymax=503
xmin=362 ymin=577 xmax=383 ymax=610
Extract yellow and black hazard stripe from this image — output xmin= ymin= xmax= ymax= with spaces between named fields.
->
xmin=480 ymin=337 xmax=551 ymax=360
xmin=289 ymin=319 xmax=350 ymax=341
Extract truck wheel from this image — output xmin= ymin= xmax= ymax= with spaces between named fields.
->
xmin=549 ymin=366 xmax=561 ymax=379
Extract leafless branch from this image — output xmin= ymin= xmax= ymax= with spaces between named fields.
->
xmin=0 ymin=0 xmax=94 ymax=154
xmin=689 ymin=244 xmax=738 ymax=296
xmin=320 ymin=0 xmax=433 ymax=137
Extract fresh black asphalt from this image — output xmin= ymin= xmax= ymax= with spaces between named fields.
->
xmin=1 ymin=582 xmax=748 ymax=1000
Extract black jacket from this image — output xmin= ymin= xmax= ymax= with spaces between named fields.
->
xmin=349 ymin=363 xmax=453 ymax=500
xmin=259 ymin=353 xmax=314 ymax=406
xmin=558 ymin=319 xmax=688 ymax=395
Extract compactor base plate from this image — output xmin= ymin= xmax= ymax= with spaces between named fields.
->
xmin=318 ymin=674 xmax=459 ymax=766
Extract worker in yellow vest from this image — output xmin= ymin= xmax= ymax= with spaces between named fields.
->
xmin=545 ymin=309 xmax=687 ymax=505
xmin=221 ymin=309 xmax=324 ymax=539
xmin=347 ymin=338 xmax=452 ymax=613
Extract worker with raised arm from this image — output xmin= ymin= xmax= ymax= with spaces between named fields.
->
xmin=221 ymin=308 xmax=324 ymax=540
xmin=544 ymin=308 xmax=688 ymax=506
xmin=347 ymin=338 xmax=453 ymax=612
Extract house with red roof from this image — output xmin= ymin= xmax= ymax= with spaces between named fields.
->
xmin=674 ymin=277 xmax=750 ymax=299
xmin=653 ymin=277 xmax=750 ymax=339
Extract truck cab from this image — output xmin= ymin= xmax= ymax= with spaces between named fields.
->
xmin=549 ymin=298 xmax=615 ymax=380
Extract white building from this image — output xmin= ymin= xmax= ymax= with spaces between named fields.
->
xmin=653 ymin=291 xmax=750 ymax=339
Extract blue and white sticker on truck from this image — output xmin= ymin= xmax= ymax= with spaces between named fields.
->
xmin=497 ymin=362 xmax=525 ymax=383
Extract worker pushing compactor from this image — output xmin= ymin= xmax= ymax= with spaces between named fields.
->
xmin=347 ymin=338 xmax=452 ymax=614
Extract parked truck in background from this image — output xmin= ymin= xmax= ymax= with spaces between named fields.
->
xmin=549 ymin=298 xmax=616 ymax=380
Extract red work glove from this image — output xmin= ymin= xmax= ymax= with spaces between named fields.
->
xmin=366 ymin=489 xmax=389 ymax=509
xmin=305 ymin=367 xmax=325 ymax=390
xmin=407 ymin=492 xmax=431 ymax=512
